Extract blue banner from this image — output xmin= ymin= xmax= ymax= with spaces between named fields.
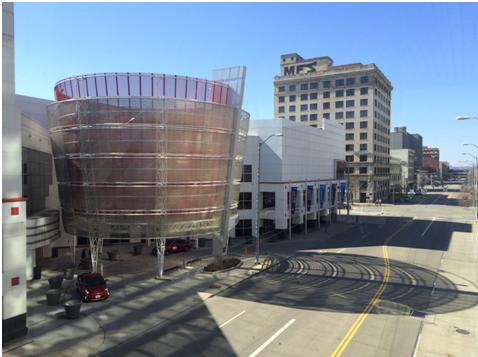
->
xmin=340 ymin=182 xmax=346 ymax=203
xmin=291 ymin=187 xmax=297 ymax=215
xmin=307 ymin=185 xmax=313 ymax=211
xmin=332 ymin=184 xmax=337 ymax=205
xmin=320 ymin=184 xmax=326 ymax=208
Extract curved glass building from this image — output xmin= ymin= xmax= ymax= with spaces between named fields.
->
xmin=47 ymin=71 xmax=249 ymax=242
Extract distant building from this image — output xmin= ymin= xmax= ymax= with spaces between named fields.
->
xmin=390 ymin=149 xmax=415 ymax=192
xmin=273 ymin=53 xmax=393 ymax=203
xmin=390 ymin=126 xmax=423 ymax=168
xmin=423 ymin=146 xmax=440 ymax=176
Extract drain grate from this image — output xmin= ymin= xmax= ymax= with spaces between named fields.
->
xmin=456 ymin=329 xmax=470 ymax=335
xmin=409 ymin=310 xmax=426 ymax=318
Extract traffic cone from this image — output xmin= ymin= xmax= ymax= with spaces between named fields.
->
xmin=244 ymin=247 xmax=248 ymax=255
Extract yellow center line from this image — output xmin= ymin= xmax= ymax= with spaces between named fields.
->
xmin=329 ymin=218 xmax=414 ymax=357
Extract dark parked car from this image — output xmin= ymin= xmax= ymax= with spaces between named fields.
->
xmin=152 ymin=239 xmax=193 ymax=256
xmin=76 ymin=272 xmax=109 ymax=302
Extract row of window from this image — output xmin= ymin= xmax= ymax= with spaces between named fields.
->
xmin=345 ymin=144 xmax=368 ymax=152
xmin=289 ymin=114 xmax=319 ymax=122
xmin=280 ymin=103 xmax=370 ymax=115
xmin=374 ymin=122 xmax=389 ymax=135
xmin=278 ymin=76 xmax=370 ymax=92
xmin=345 ymin=121 xmax=368 ymax=129
xmin=375 ymin=110 xmax=390 ymax=125
xmin=346 ymin=133 xmax=369 ymax=140
xmin=278 ymin=87 xmax=370 ymax=101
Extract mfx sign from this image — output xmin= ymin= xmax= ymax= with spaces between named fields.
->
xmin=284 ymin=61 xmax=317 ymax=76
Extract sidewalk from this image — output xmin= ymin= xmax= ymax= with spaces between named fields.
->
xmin=2 ymin=219 xmax=356 ymax=356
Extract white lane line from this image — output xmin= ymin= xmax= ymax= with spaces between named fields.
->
xmin=219 ymin=310 xmax=246 ymax=328
xmin=432 ymin=195 xmax=441 ymax=204
xmin=421 ymin=218 xmax=435 ymax=236
xmin=297 ymin=270 xmax=309 ymax=279
xmin=249 ymin=319 xmax=296 ymax=357
xmin=337 ymin=248 xmax=345 ymax=253
xmin=362 ymin=235 xmax=367 ymax=239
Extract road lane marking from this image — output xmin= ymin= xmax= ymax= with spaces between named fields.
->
xmin=362 ymin=235 xmax=367 ymax=239
xmin=297 ymin=270 xmax=309 ymax=279
xmin=219 ymin=310 xmax=246 ymax=328
xmin=421 ymin=218 xmax=435 ymax=236
xmin=329 ymin=218 xmax=414 ymax=357
xmin=337 ymin=248 xmax=345 ymax=253
xmin=249 ymin=319 xmax=296 ymax=357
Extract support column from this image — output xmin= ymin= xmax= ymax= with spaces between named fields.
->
xmin=154 ymin=238 xmax=166 ymax=279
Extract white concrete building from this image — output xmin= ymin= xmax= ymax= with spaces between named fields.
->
xmin=234 ymin=118 xmax=346 ymax=240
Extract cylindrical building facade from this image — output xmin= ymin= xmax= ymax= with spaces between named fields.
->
xmin=47 ymin=72 xmax=249 ymax=239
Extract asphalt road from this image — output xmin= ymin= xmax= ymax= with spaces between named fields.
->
xmin=96 ymin=185 xmax=477 ymax=357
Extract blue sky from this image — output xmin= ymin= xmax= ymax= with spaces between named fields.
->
xmin=13 ymin=2 xmax=478 ymax=167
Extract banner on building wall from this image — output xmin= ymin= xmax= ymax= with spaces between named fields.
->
xmin=340 ymin=182 xmax=346 ymax=203
xmin=291 ymin=187 xmax=297 ymax=215
xmin=331 ymin=184 xmax=337 ymax=205
xmin=319 ymin=184 xmax=326 ymax=208
xmin=307 ymin=185 xmax=313 ymax=211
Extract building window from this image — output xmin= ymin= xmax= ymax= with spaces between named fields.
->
xmin=278 ymin=106 xmax=285 ymax=113
xmin=323 ymin=91 xmax=330 ymax=99
xmin=300 ymin=114 xmax=308 ymax=121
xmin=360 ymin=98 xmax=368 ymax=106
xmin=301 ymin=94 xmax=308 ymax=101
xmin=346 ymin=100 xmax=354 ymax=107
xmin=323 ymin=113 xmax=330 ymax=119
xmin=310 ymin=82 xmax=318 ymax=89
xmin=346 ymin=89 xmax=355 ymax=96
xmin=241 ymin=165 xmax=252 ymax=182
xmin=279 ymin=86 xmax=285 ymax=92
xmin=360 ymin=144 xmax=368 ymax=150
xmin=300 ymin=83 xmax=308 ymax=90
xmin=360 ymin=121 xmax=368 ymax=128
xmin=289 ymin=85 xmax=296 ymax=91
xmin=238 ymin=192 xmax=252 ymax=209
xmin=310 ymin=93 xmax=318 ymax=100
xmin=323 ymin=102 xmax=330 ymax=109
xmin=263 ymin=192 xmax=276 ymax=209
xmin=301 ymin=104 xmax=308 ymax=111
xmin=310 ymin=114 xmax=318 ymax=121
xmin=346 ymin=133 xmax=354 ymax=140
xmin=336 ymin=90 xmax=344 ymax=97
xmin=360 ymin=155 xmax=368 ymax=162
xmin=361 ymin=76 xmax=369 ymax=84
xmin=336 ymin=79 xmax=345 ymax=86
xmin=346 ymin=78 xmax=356 ymax=85
xmin=279 ymin=96 xmax=285 ymax=103
xmin=360 ymin=132 xmax=368 ymax=139
xmin=335 ymin=101 xmax=344 ymax=108
xmin=323 ymin=81 xmax=331 ymax=88
xmin=346 ymin=155 xmax=354 ymax=162
xmin=346 ymin=111 xmax=354 ymax=118
xmin=290 ymin=105 xmax=296 ymax=112
xmin=310 ymin=103 xmax=317 ymax=110
xmin=360 ymin=110 xmax=368 ymax=117
xmin=346 ymin=122 xmax=354 ymax=129
xmin=359 ymin=167 xmax=368 ymax=174
xmin=235 ymin=219 xmax=252 ymax=237
xmin=289 ymin=95 xmax=296 ymax=102
xmin=345 ymin=144 xmax=354 ymax=151
xmin=289 ymin=115 xmax=296 ymax=121
xmin=336 ymin=112 xmax=344 ymax=119
xmin=360 ymin=87 xmax=368 ymax=95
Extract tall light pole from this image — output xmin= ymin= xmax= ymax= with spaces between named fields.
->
xmin=256 ymin=133 xmax=282 ymax=265
xmin=462 ymin=153 xmax=478 ymax=220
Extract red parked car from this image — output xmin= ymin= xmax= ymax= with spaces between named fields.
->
xmin=76 ymin=272 xmax=109 ymax=302
xmin=152 ymin=239 xmax=193 ymax=256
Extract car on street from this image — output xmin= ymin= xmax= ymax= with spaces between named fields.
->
xmin=152 ymin=239 xmax=193 ymax=256
xmin=76 ymin=272 xmax=109 ymax=302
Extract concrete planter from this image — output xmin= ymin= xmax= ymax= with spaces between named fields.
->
xmin=64 ymin=300 xmax=82 ymax=319
xmin=63 ymin=267 xmax=76 ymax=280
xmin=133 ymin=245 xmax=143 ymax=255
xmin=107 ymin=250 xmax=118 ymax=261
xmin=81 ymin=258 xmax=92 ymax=270
xmin=45 ymin=289 xmax=62 ymax=306
xmin=48 ymin=277 xmax=63 ymax=289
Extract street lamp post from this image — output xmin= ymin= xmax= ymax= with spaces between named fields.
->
xmin=256 ymin=133 xmax=282 ymax=265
